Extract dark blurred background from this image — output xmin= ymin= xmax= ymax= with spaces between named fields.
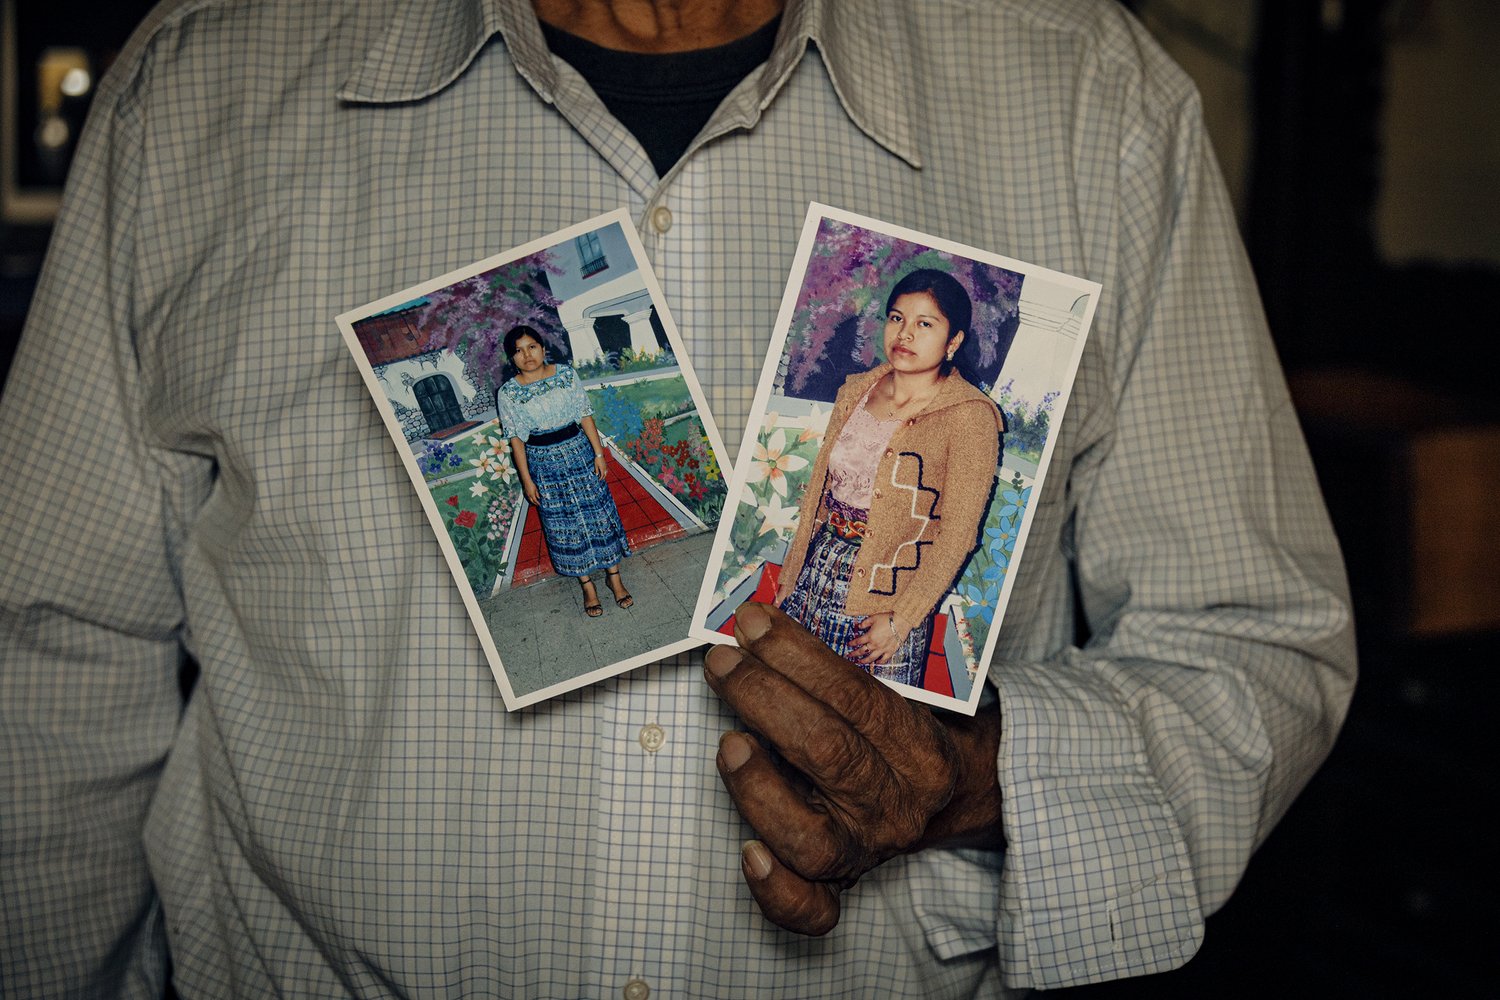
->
xmin=2 ymin=1 xmax=1494 ymax=995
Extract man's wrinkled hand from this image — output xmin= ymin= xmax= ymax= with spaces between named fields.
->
xmin=703 ymin=601 xmax=1001 ymax=936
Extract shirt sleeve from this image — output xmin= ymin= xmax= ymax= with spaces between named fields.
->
xmin=495 ymin=382 xmax=534 ymax=440
xmin=564 ymin=365 xmax=593 ymax=421
xmin=958 ymin=36 xmax=1352 ymax=991
xmin=0 ymin=43 xmax=197 ymax=998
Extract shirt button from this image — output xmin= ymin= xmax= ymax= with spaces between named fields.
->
xmin=884 ymin=448 xmax=894 ymax=458
xmin=623 ymin=979 xmax=651 ymax=1000
xmin=857 ymin=567 xmax=866 ymax=577
xmin=650 ymin=206 xmax=673 ymax=233
xmin=873 ymin=489 xmax=882 ymax=499
xmin=638 ymin=723 xmax=666 ymax=753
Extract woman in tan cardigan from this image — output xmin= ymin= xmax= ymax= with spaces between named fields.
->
xmin=776 ymin=269 xmax=1005 ymax=687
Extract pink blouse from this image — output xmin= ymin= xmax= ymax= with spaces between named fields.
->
xmin=825 ymin=387 xmax=903 ymax=509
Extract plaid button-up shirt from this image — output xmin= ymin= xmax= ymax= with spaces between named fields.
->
xmin=0 ymin=0 xmax=1354 ymax=995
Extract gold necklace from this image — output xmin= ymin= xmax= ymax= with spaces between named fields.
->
xmin=884 ymin=379 xmax=939 ymax=420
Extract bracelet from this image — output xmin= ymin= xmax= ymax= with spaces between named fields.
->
xmin=887 ymin=614 xmax=898 ymax=639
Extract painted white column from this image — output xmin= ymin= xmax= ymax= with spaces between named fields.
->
xmin=623 ymin=307 xmax=659 ymax=356
xmin=563 ymin=318 xmax=604 ymax=365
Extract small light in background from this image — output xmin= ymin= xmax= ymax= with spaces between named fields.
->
xmin=37 ymin=47 xmax=91 ymax=114
xmin=1321 ymin=0 xmax=1344 ymax=33
xmin=59 ymin=66 xmax=92 ymax=98
xmin=35 ymin=116 xmax=70 ymax=151
xmin=33 ymin=48 xmax=92 ymax=183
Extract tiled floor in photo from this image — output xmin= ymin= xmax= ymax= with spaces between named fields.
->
xmin=478 ymin=530 xmax=715 ymax=699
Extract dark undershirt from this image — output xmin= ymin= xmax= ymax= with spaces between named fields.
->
xmin=540 ymin=15 xmax=782 ymax=177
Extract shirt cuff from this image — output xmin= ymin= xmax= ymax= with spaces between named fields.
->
xmin=902 ymin=684 xmax=1005 ymax=961
xmin=990 ymin=658 xmax=1205 ymax=989
xmin=907 ymin=846 xmax=1006 ymax=960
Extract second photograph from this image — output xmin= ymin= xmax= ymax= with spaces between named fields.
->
xmin=694 ymin=205 xmax=1098 ymax=714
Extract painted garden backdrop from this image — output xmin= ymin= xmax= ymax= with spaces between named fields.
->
xmin=356 ymin=229 xmax=726 ymax=601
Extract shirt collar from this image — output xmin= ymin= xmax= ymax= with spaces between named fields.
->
xmin=337 ymin=0 xmax=921 ymax=168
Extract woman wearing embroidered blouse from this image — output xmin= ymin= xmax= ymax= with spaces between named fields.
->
xmin=775 ymin=269 xmax=1005 ymax=687
xmin=494 ymin=325 xmax=633 ymax=618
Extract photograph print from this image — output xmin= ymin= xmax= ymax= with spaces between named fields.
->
xmin=338 ymin=209 xmax=731 ymax=710
xmin=692 ymin=205 xmax=1099 ymax=715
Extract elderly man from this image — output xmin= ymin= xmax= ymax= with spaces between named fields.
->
xmin=0 ymin=0 xmax=1353 ymax=995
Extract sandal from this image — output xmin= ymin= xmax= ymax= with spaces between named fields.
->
xmin=605 ymin=568 xmax=634 ymax=609
xmin=579 ymin=577 xmax=603 ymax=618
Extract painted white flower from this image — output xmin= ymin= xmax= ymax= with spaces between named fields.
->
xmin=470 ymin=436 xmax=515 ymax=482
xmin=757 ymin=492 xmax=800 ymax=537
xmin=745 ymin=428 xmax=808 ymax=497
xmin=488 ymin=457 xmax=515 ymax=482
xmin=797 ymin=403 xmax=827 ymax=444
xmin=469 ymin=479 xmax=490 ymax=498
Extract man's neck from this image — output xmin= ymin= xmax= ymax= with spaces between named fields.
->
xmin=532 ymin=0 xmax=784 ymax=53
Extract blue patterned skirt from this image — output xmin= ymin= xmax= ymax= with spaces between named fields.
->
xmin=525 ymin=431 xmax=630 ymax=578
xmin=778 ymin=508 xmax=931 ymax=687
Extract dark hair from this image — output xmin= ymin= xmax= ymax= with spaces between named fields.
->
xmin=883 ymin=268 xmax=972 ymax=375
xmin=503 ymin=324 xmax=544 ymax=360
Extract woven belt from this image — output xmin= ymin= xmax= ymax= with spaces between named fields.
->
xmin=821 ymin=494 xmax=869 ymax=541
xmin=527 ymin=422 xmax=581 ymax=446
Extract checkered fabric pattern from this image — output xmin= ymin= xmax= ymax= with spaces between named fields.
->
xmin=0 ymin=0 xmax=1355 ymax=995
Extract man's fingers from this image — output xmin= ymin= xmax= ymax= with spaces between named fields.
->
xmin=723 ymin=604 xmax=952 ymax=777
xmin=705 ymin=645 xmax=885 ymax=798
xmin=730 ymin=603 xmax=888 ymax=727
xmin=705 ymin=644 xmax=835 ymax=747
xmin=740 ymin=840 xmax=842 ymax=937
xmin=716 ymin=731 xmax=854 ymax=882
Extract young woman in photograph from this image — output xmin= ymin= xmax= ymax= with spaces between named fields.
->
xmin=776 ymin=269 xmax=1005 ymax=687
xmin=495 ymin=325 xmax=633 ymax=618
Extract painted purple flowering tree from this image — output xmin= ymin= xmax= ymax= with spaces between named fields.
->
xmin=780 ymin=219 xmax=1024 ymax=402
xmin=415 ymin=249 xmax=568 ymax=392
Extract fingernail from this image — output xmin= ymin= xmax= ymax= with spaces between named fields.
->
xmin=742 ymin=840 xmax=773 ymax=880
xmin=718 ymin=731 xmax=751 ymax=772
xmin=705 ymin=645 xmax=741 ymax=680
xmin=734 ymin=602 xmax=770 ymax=642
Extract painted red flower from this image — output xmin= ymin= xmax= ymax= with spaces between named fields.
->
xmin=446 ymin=495 xmax=459 ymax=506
xmin=454 ymin=509 xmax=477 ymax=528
